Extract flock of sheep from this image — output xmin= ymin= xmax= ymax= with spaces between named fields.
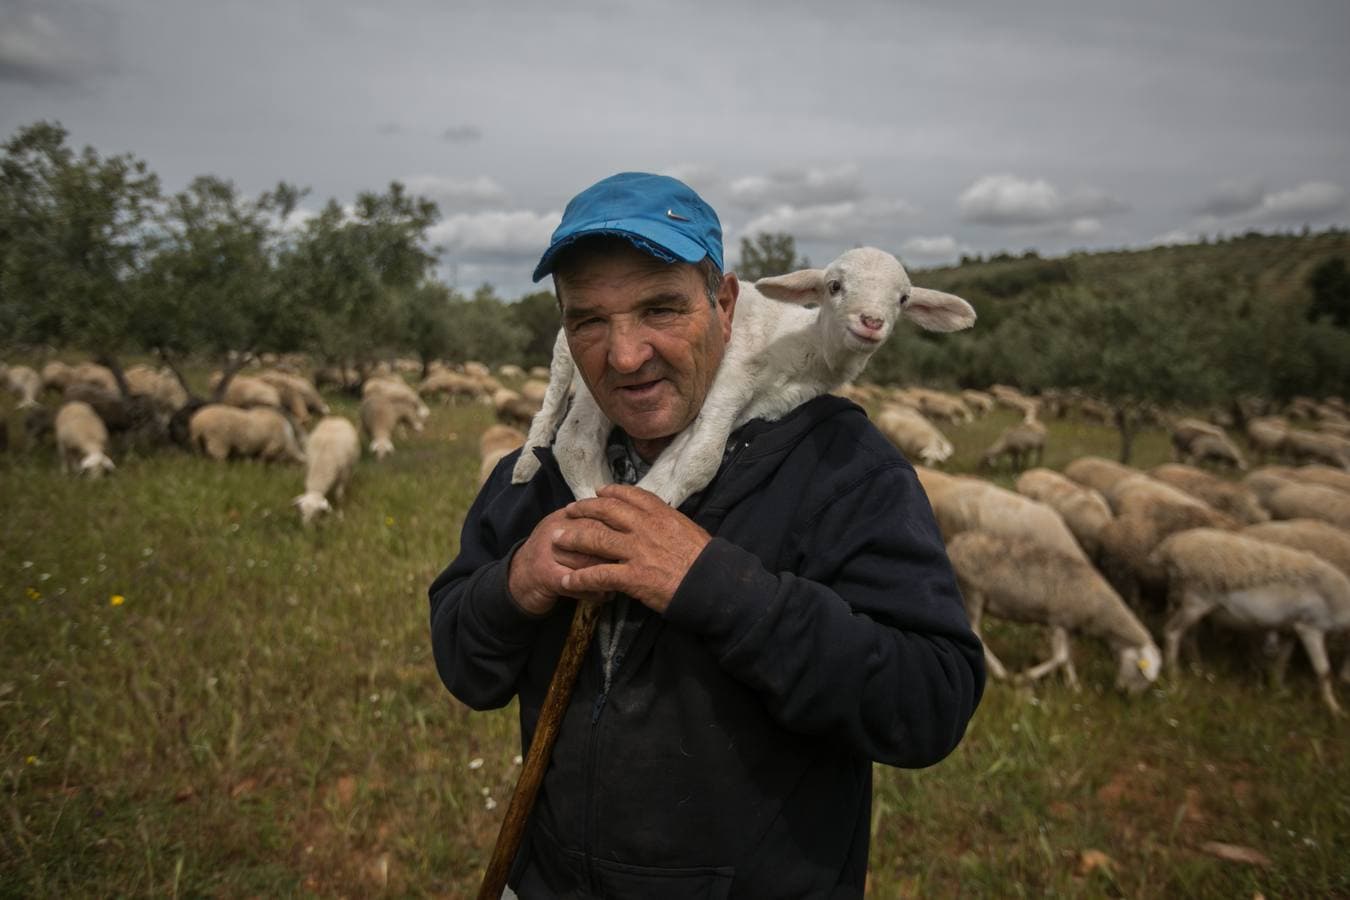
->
xmin=0 ymin=356 xmax=550 ymax=524
xmin=5 ymin=354 xmax=1350 ymax=712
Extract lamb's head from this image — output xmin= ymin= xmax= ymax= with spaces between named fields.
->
xmin=293 ymin=491 xmax=332 ymax=525
xmin=1115 ymin=643 xmax=1162 ymax=694
xmin=755 ymin=247 xmax=976 ymax=352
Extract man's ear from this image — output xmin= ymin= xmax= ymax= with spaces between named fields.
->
xmin=716 ymin=273 xmax=739 ymax=344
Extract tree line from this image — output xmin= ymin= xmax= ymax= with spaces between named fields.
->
xmin=3 ymin=120 xmax=1347 ymax=432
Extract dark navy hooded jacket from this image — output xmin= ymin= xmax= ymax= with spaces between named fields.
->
xmin=429 ymin=395 xmax=984 ymax=899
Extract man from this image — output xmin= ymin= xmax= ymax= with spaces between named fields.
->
xmin=430 ymin=172 xmax=984 ymax=898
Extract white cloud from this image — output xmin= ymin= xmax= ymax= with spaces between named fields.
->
xmin=728 ymin=164 xmax=864 ymax=210
xmin=1068 ymin=217 xmax=1103 ymax=238
xmin=402 ymin=174 xmax=509 ymax=211
xmin=429 ymin=209 xmax=561 ymax=261
xmin=900 ymin=235 xmax=962 ymax=262
xmin=0 ymin=1 xmax=111 ymax=85
xmin=958 ymin=174 xmax=1127 ymax=227
xmin=1254 ymin=181 xmax=1345 ymax=221
xmin=738 ymin=198 xmax=918 ymax=242
xmin=1145 ymin=228 xmax=1204 ymax=247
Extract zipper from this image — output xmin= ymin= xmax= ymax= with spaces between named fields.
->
xmin=581 ymin=645 xmax=604 ymax=891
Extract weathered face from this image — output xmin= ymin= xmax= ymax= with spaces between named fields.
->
xmin=557 ymin=245 xmax=736 ymax=454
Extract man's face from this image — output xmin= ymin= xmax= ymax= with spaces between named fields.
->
xmin=557 ymin=246 xmax=736 ymax=455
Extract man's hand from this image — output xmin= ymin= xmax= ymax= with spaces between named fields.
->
xmin=507 ymin=508 xmax=609 ymax=616
xmin=554 ymin=484 xmax=712 ymax=614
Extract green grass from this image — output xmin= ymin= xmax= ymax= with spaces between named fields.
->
xmin=2 ymin=383 xmax=1347 ymax=897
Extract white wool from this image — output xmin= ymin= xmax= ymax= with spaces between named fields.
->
xmin=512 ymin=247 xmax=974 ymax=505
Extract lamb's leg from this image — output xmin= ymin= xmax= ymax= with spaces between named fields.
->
xmin=554 ymin=390 xmax=613 ymax=500
xmin=513 ymin=329 xmax=576 ymax=485
xmin=1291 ymin=623 xmax=1343 ymax=717
xmin=1163 ymin=589 xmax=1216 ymax=672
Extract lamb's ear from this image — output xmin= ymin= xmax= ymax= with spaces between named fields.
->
xmin=904 ymin=287 xmax=977 ymax=332
xmin=754 ymin=268 xmax=826 ymax=305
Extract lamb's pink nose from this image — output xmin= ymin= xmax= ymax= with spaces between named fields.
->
xmin=859 ymin=315 xmax=884 ymax=332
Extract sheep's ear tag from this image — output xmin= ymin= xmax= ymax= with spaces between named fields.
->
xmin=1138 ymin=657 xmax=1151 ymax=673
xmin=666 ymin=209 xmax=690 ymax=222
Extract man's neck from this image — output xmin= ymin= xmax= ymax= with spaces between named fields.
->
xmin=631 ymin=435 xmax=673 ymax=464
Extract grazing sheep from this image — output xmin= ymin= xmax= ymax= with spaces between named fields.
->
xmin=960 ymin=389 xmax=995 ymax=415
xmin=365 ymin=376 xmax=431 ymax=420
xmin=926 ymin=476 xmax=1089 ymax=562
xmin=513 ymin=247 xmax=975 ymax=505
xmin=39 ymin=360 xmax=73 ymax=394
xmin=1183 ymin=431 xmax=1248 ymax=470
xmin=519 ymin=379 xmax=549 ymax=405
xmin=188 ymin=405 xmax=306 ymax=463
xmin=498 ymin=363 xmax=525 ymax=380
xmin=479 ymin=424 xmax=526 ymax=485
xmin=293 ymin=416 xmax=360 ymax=524
xmin=209 ymin=372 xmax=283 ymax=410
xmin=360 ymin=393 xmax=424 ymax=459
xmin=876 ymin=404 xmax=955 ymax=467
xmin=1149 ymin=463 xmax=1269 ymax=525
xmin=1154 ymin=528 xmax=1350 ymax=714
xmin=4 ymin=364 xmax=42 ymax=408
xmin=1261 ymin=482 xmax=1350 ymax=529
xmin=55 ymin=401 xmax=115 ymax=477
xmin=1281 ymin=464 xmax=1350 ymax=495
xmin=946 ymin=531 xmax=1161 ymax=693
xmin=463 ymin=361 xmax=491 ymax=380
xmin=1063 ymin=455 xmax=1139 ymax=496
xmin=1284 ymin=428 xmax=1350 ymax=469
xmin=259 ymin=371 xmax=329 ymax=422
xmin=979 ymin=417 xmax=1046 ymax=472
xmin=492 ymin=388 xmax=542 ymax=430
xmin=912 ymin=388 xmax=973 ymax=425
xmin=1169 ymin=416 xmax=1225 ymax=456
xmin=1245 ymin=416 xmax=1289 ymax=461
xmin=1096 ymin=499 xmax=1236 ymax=608
xmin=528 ymin=365 xmax=550 ymax=380
xmin=419 ymin=370 xmax=489 ymax=404
xmin=124 ymin=365 xmax=189 ymax=419
xmin=1015 ymin=468 xmax=1114 ymax=558
xmin=67 ymin=362 xmax=119 ymax=396
xmin=1242 ymin=519 xmax=1350 ymax=579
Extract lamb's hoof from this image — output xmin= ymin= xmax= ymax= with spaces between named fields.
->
xmin=512 ymin=455 xmax=540 ymax=484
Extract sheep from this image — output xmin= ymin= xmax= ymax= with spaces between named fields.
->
xmin=1245 ymin=416 xmax=1289 ymax=461
xmin=528 ymin=365 xmax=550 ymax=380
xmin=480 ymin=424 xmax=526 ymax=485
xmin=40 ymin=360 xmax=73 ymax=394
xmin=1153 ymin=528 xmax=1350 ymax=714
xmin=293 ymin=416 xmax=360 ymax=524
xmin=493 ymin=388 xmax=541 ymax=431
xmin=1063 ymin=455 xmax=1140 ymax=497
xmin=1169 ymin=416 xmax=1225 ymax=456
xmin=1261 ymin=482 xmax=1350 ymax=529
xmin=1182 ymin=431 xmax=1248 ymax=470
xmin=979 ymin=417 xmax=1046 ymax=472
xmin=925 ymin=476 xmax=1089 ymax=562
xmin=946 ymin=531 xmax=1161 ymax=693
xmin=876 ymin=404 xmax=956 ymax=467
xmin=1148 ymin=463 xmax=1269 ymax=525
xmin=364 ymin=376 xmax=431 ymax=421
xmin=124 ymin=365 xmax=189 ymax=419
xmin=463 ymin=361 xmax=491 ymax=380
xmin=360 ymin=392 xmax=424 ymax=459
xmin=54 ymin=401 xmax=115 ymax=477
xmin=519 ymin=379 xmax=549 ymax=406
xmin=1106 ymin=473 xmax=1235 ymax=523
xmin=1281 ymin=464 xmax=1350 ymax=495
xmin=960 ymin=389 xmax=995 ymax=416
xmin=209 ymin=373 xmax=283 ymax=410
xmin=4 ymin=364 xmax=42 ymax=408
xmin=418 ymin=370 xmax=487 ymax=404
xmin=498 ymin=364 xmax=526 ymax=380
xmin=912 ymin=388 xmax=973 ymax=425
xmin=1095 ymin=498 xmax=1236 ymax=608
xmin=1283 ymin=428 xmax=1350 ymax=469
xmin=1241 ymin=519 xmax=1350 ymax=579
xmin=259 ymin=371 xmax=329 ymax=423
xmin=67 ymin=362 xmax=119 ymax=396
xmin=188 ymin=405 xmax=307 ymax=464
xmin=1015 ymin=467 xmax=1114 ymax=558
xmin=512 ymin=247 xmax=975 ymax=505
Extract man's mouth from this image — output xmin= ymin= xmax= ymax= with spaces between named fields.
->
xmin=615 ymin=378 xmax=664 ymax=399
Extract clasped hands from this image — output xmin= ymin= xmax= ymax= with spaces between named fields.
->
xmin=507 ymin=484 xmax=711 ymax=616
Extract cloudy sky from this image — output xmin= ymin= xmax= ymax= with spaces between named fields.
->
xmin=4 ymin=0 xmax=1348 ymax=297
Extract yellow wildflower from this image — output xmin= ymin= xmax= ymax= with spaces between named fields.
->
xmin=26 ymin=587 xmax=41 ymax=600
xmin=385 ymin=516 xmax=395 ymax=527
xmin=25 ymin=756 xmax=37 ymax=766
xmin=110 ymin=594 xmax=126 ymax=607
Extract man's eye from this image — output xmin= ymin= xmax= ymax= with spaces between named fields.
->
xmin=568 ymin=317 xmax=603 ymax=333
xmin=648 ymin=307 xmax=678 ymax=318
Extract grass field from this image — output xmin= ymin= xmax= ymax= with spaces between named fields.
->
xmin=2 ymin=384 xmax=1348 ymax=897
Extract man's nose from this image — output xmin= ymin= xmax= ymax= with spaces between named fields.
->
xmin=607 ymin=322 xmax=654 ymax=373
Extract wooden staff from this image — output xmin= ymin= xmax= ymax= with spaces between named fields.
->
xmin=478 ymin=598 xmax=602 ymax=900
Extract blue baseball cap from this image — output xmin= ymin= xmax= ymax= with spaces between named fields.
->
xmin=532 ymin=172 xmax=724 ymax=282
